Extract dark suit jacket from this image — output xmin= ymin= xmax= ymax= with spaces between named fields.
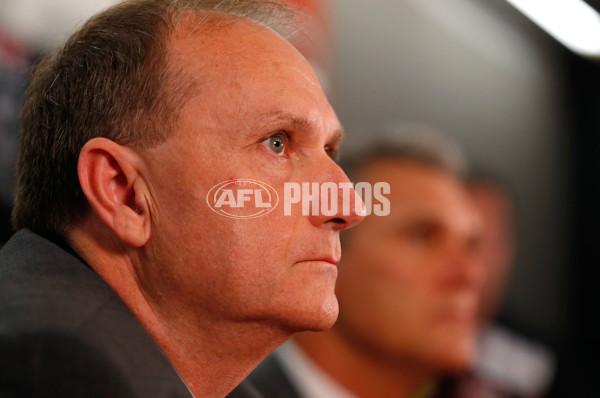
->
xmin=247 ymin=354 xmax=300 ymax=398
xmin=0 ymin=229 xmax=261 ymax=398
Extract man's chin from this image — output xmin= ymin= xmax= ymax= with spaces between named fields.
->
xmin=307 ymin=297 xmax=340 ymax=331
xmin=431 ymin=324 xmax=478 ymax=370
xmin=276 ymin=296 xmax=339 ymax=333
xmin=433 ymin=343 xmax=477 ymax=374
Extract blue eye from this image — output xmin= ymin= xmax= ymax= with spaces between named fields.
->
xmin=262 ymin=132 xmax=290 ymax=156
xmin=269 ymin=135 xmax=285 ymax=154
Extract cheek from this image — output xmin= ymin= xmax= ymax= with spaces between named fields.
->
xmin=341 ymin=239 xmax=426 ymax=299
xmin=218 ymin=216 xmax=294 ymax=273
xmin=148 ymin=203 xmax=290 ymax=301
xmin=208 ymin=214 xmax=303 ymax=304
xmin=336 ymin=242 xmax=439 ymax=337
xmin=423 ymin=323 xmax=478 ymax=371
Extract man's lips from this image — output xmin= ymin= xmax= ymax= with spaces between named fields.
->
xmin=298 ymin=237 xmax=341 ymax=266
xmin=297 ymin=255 xmax=340 ymax=267
xmin=311 ymin=256 xmax=340 ymax=266
xmin=438 ymin=299 xmax=478 ymax=324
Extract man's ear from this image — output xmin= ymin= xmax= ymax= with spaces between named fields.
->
xmin=78 ymin=137 xmax=151 ymax=247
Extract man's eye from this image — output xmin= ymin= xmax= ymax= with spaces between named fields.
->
xmin=262 ymin=132 xmax=288 ymax=156
xmin=403 ymin=224 xmax=438 ymax=244
xmin=270 ymin=136 xmax=285 ymax=154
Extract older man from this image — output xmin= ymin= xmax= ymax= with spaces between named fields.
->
xmin=249 ymin=131 xmax=485 ymax=397
xmin=0 ymin=1 xmax=363 ymax=397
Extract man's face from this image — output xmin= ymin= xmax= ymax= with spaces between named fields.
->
xmin=467 ymin=183 xmax=515 ymax=323
xmin=138 ymin=20 xmax=362 ymax=332
xmin=334 ymin=160 xmax=483 ymax=371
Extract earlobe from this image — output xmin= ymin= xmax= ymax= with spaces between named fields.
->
xmin=78 ymin=138 xmax=151 ymax=247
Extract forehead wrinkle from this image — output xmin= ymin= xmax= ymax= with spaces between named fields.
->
xmin=288 ymin=63 xmax=321 ymax=88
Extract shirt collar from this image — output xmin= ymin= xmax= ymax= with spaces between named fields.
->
xmin=274 ymin=340 xmax=358 ymax=398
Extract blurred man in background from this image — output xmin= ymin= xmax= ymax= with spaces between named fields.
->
xmin=453 ymin=177 xmax=556 ymax=398
xmin=249 ymin=129 xmax=487 ymax=397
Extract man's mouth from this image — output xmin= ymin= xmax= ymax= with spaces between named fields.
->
xmin=312 ymin=256 xmax=340 ymax=266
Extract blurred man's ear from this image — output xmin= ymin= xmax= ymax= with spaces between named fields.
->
xmin=78 ymin=137 xmax=151 ymax=247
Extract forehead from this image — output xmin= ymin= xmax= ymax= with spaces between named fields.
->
xmin=165 ymin=15 xmax=339 ymax=134
xmin=363 ymin=159 xmax=477 ymax=226
xmin=167 ymin=16 xmax=319 ymax=99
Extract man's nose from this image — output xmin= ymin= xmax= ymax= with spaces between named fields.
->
xmin=442 ymin=242 xmax=486 ymax=290
xmin=307 ymin=163 xmax=365 ymax=231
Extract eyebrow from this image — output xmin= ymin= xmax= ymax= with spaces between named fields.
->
xmin=257 ymin=110 xmax=345 ymax=146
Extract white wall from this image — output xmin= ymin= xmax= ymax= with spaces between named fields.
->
xmin=0 ymin=0 xmax=118 ymax=49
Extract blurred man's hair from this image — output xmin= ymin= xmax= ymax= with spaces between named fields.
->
xmin=12 ymin=0 xmax=294 ymax=240
xmin=340 ymin=123 xmax=468 ymax=182
xmin=339 ymin=124 xmax=468 ymax=247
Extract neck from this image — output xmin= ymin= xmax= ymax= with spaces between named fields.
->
xmin=68 ymin=224 xmax=291 ymax=397
xmin=152 ymin=314 xmax=289 ymax=397
xmin=294 ymin=327 xmax=435 ymax=398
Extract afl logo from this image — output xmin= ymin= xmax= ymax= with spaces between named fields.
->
xmin=206 ymin=179 xmax=279 ymax=219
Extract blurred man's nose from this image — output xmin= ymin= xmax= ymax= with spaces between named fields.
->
xmin=441 ymin=239 xmax=486 ymax=290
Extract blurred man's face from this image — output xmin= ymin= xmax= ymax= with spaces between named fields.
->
xmin=137 ymin=19 xmax=363 ymax=332
xmin=467 ymin=182 xmax=515 ymax=323
xmin=335 ymin=160 xmax=483 ymax=371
